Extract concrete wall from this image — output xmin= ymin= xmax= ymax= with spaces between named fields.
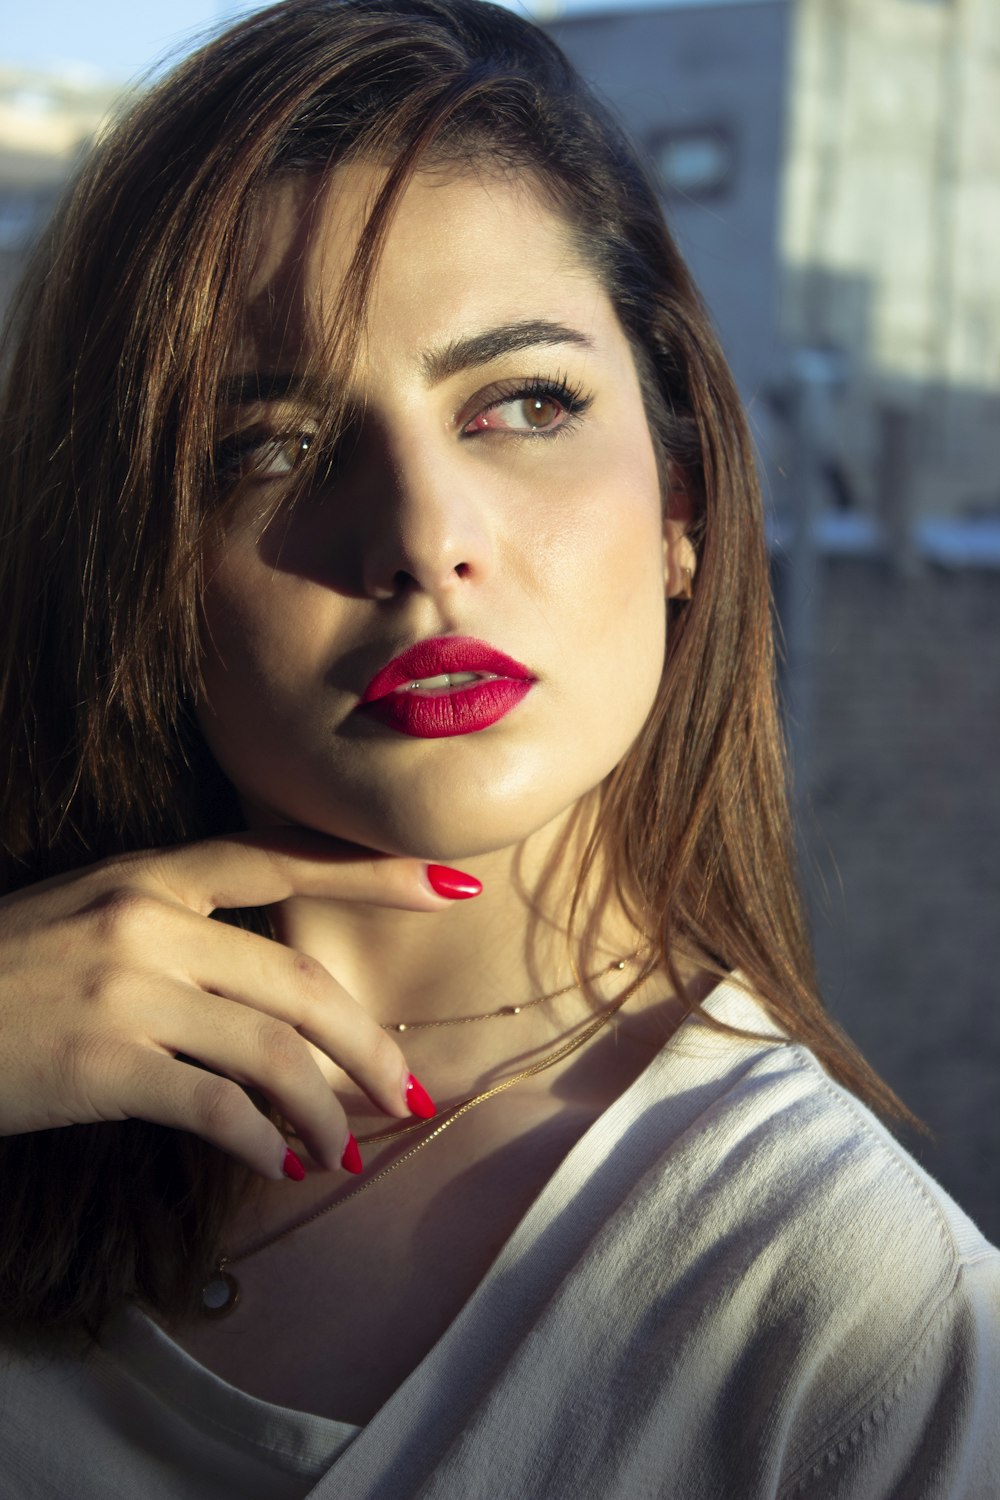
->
xmin=807 ymin=558 xmax=1000 ymax=1241
xmin=547 ymin=2 xmax=791 ymax=408
xmin=781 ymin=0 xmax=1000 ymax=517
xmin=783 ymin=0 xmax=1000 ymax=398
xmin=548 ymin=0 xmax=1000 ymax=523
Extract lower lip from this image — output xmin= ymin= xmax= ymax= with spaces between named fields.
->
xmin=360 ymin=678 xmax=534 ymax=738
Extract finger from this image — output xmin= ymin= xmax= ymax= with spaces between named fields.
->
xmin=132 ymin=828 xmax=480 ymax=917
xmin=117 ymin=1050 xmax=314 ymax=1181
xmin=154 ymin=906 xmax=414 ymax=1120
xmin=150 ymin=983 xmax=353 ymax=1173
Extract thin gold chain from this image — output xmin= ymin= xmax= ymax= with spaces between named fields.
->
xmin=377 ymin=957 xmax=625 ymax=1033
xmin=219 ymin=962 xmax=650 ymax=1276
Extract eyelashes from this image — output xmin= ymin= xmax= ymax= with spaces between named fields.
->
xmin=212 ymin=371 xmax=595 ymax=485
xmin=460 ymin=372 xmax=594 ymax=438
xmin=213 ymin=428 xmax=315 ymax=483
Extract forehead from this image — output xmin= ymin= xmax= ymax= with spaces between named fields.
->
xmin=239 ymin=163 xmax=613 ymax=374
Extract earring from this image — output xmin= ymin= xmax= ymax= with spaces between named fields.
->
xmin=677 ymin=566 xmax=694 ymax=602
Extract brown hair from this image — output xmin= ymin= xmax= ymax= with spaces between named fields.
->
xmin=0 ymin=0 xmax=920 ymax=1332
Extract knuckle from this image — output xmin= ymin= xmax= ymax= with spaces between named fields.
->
xmin=57 ymin=1026 xmax=124 ymax=1093
xmin=253 ymin=1016 xmax=307 ymax=1078
xmin=87 ymin=963 xmax=136 ymax=1015
xmin=191 ymin=1074 xmax=247 ymax=1136
xmin=83 ymin=887 xmax=161 ymax=947
xmin=286 ymin=955 xmax=338 ymax=1035
xmin=98 ymin=848 xmax=165 ymax=882
xmin=289 ymin=951 xmax=330 ymax=1007
xmin=57 ymin=1026 xmax=100 ymax=1080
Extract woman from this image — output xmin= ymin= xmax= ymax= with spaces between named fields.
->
xmin=0 ymin=1 xmax=996 ymax=1495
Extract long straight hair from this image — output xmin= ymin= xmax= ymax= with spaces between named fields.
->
xmin=0 ymin=0 xmax=920 ymax=1331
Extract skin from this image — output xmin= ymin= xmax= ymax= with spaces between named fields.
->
xmin=0 ymin=161 xmax=698 ymax=1205
xmin=197 ymin=163 xmax=695 ymax=1080
xmin=179 ymin=166 xmax=702 ymax=1406
xmin=0 ymin=163 xmax=703 ymax=1418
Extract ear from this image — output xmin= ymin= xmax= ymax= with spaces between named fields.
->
xmin=662 ymin=472 xmax=697 ymax=600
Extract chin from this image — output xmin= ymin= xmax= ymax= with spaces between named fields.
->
xmin=227 ymin=709 xmax=649 ymax=862
xmin=250 ymin=764 xmax=604 ymax=864
xmin=301 ymin=803 xmax=571 ymax=863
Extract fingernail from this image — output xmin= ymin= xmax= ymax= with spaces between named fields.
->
xmin=282 ymin=1147 xmax=306 ymax=1181
xmin=340 ymin=1133 xmax=363 ymax=1175
xmin=406 ymin=1073 xmax=436 ymax=1119
xmin=426 ymin=864 xmax=482 ymax=900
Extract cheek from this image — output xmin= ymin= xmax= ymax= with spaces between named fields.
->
xmin=532 ymin=442 xmax=666 ymax=737
xmin=199 ymin=570 xmax=263 ymax=708
xmin=204 ymin=519 xmax=329 ymax=650
xmin=545 ymin=431 xmax=665 ymax=616
xmin=197 ymin=551 xmax=318 ymax=730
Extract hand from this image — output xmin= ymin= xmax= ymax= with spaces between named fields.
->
xmin=0 ymin=830 xmax=475 ymax=1178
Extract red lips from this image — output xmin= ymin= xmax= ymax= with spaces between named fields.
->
xmin=357 ymin=636 xmax=536 ymax=738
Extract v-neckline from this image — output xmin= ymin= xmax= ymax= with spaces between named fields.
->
xmin=105 ymin=977 xmax=759 ymax=1492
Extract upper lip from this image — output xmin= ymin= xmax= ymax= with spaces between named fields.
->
xmin=359 ymin=636 xmax=536 ymax=704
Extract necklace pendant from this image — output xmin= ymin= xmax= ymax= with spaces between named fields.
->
xmin=200 ymin=1267 xmax=240 ymax=1317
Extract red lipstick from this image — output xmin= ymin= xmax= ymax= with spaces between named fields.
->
xmin=358 ymin=636 xmax=536 ymax=738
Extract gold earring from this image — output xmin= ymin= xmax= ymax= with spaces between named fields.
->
xmin=677 ymin=566 xmax=694 ymax=601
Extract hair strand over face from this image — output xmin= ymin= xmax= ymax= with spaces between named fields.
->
xmin=0 ymin=0 xmax=923 ymax=1334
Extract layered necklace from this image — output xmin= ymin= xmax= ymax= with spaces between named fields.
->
xmin=201 ymin=952 xmax=648 ymax=1315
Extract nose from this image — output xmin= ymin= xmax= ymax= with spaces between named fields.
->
xmin=361 ymin=440 xmax=493 ymax=602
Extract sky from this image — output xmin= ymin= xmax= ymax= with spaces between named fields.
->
xmin=2 ymin=0 xmax=747 ymax=85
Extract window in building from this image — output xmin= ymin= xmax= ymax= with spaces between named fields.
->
xmin=649 ymin=126 xmax=736 ymax=202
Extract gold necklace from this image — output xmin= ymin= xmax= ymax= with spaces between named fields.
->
xmin=200 ymin=958 xmax=647 ymax=1317
xmin=377 ymin=957 xmax=630 ymax=1032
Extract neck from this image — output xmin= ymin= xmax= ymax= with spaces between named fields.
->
xmin=237 ymin=800 xmax=706 ymax=1174
xmin=268 ymin=799 xmax=641 ymax=1031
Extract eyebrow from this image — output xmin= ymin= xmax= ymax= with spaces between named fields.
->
xmin=220 ymin=319 xmax=595 ymax=407
xmin=422 ymin=320 xmax=595 ymax=383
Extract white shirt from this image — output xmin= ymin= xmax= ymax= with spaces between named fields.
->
xmin=2 ymin=979 xmax=998 ymax=1498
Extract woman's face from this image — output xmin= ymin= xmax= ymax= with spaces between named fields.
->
xmin=197 ymin=164 xmax=675 ymax=860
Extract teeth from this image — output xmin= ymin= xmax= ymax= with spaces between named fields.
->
xmin=396 ymin=671 xmax=497 ymax=692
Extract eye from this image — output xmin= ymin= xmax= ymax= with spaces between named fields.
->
xmin=214 ymin=429 xmax=315 ymax=482
xmin=461 ymin=377 xmax=592 ymax=439
xmin=465 ymin=395 xmax=564 ymax=435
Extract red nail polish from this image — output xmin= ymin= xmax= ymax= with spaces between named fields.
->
xmin=341 ymin=1133 xmax=363 ymax=1175
xmin=426 ymin=864 xmax=482 ymax=899
xmin=282 ymin=1147 xmax=306 ymax=1181
xmin=406 ymin=1073 xmax=436 ymax=1119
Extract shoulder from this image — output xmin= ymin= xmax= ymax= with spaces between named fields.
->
xmin=662 ymin=977 xmax=999 ymax=1363
xmin=754 ymin=1049 xmax=1000 ymax=1496
xmin=665 ymin=979 xmax=986 ymax=1286
xmin=648 ymin=982 xmax=1000 ymax=1495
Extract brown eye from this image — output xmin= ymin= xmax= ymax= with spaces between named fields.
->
xmin=464 ymin=394 xmax=567 ymax=435
xmin=460 ymin=377 xmax=593 ymax=438
xmin=214 ymin=431 xmax=314 ymax=481
xmin=251 ymin=433 xmax=313 ymax=477
xmin=520 ymin=397 xmax=560 ymax=429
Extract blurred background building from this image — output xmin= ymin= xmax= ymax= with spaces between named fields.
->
xmin=2 ymin=0 xmax=998 ymax=1236
xmin=547 ymin=0 xmax=1000 ymax=545
xmin=544 ymin=0 xmax=1000 ymax=1240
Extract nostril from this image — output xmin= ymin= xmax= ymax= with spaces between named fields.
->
xmin=380 ymin=560 xmax=472 ymax=596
